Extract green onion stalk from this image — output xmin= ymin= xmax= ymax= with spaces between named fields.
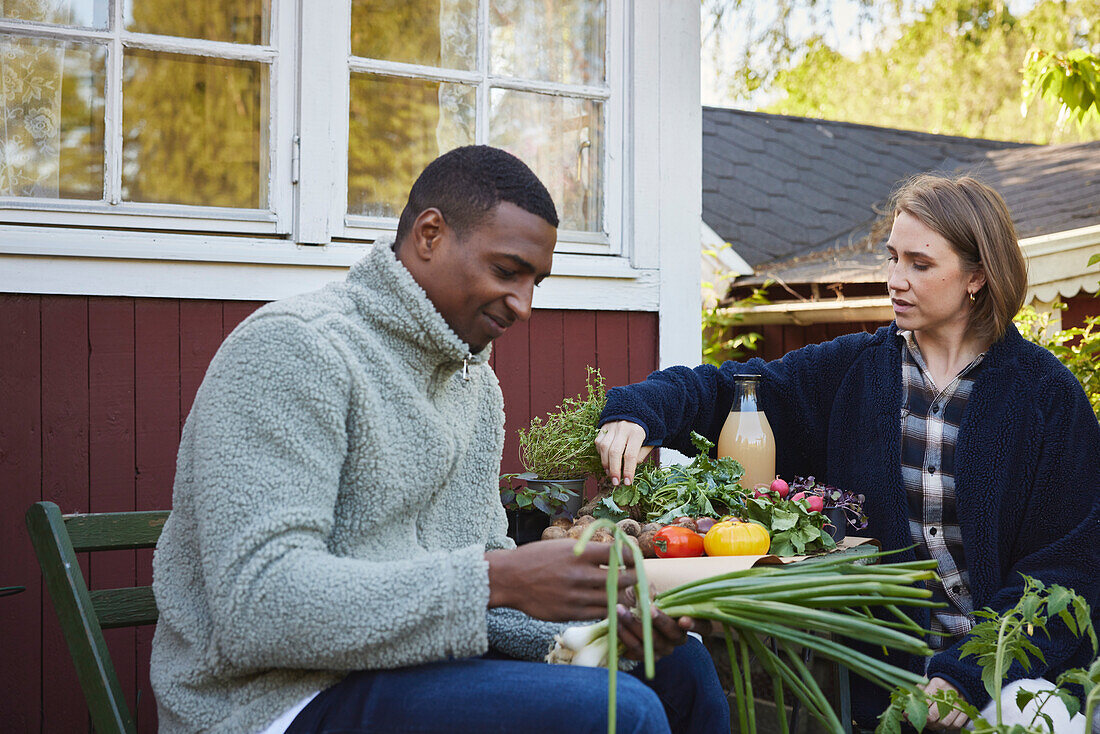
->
xmin=551 ymin=519 xmax=943 ymax=734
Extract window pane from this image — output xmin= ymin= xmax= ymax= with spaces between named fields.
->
xmin=122 ymin=50 xmax=267 ymax=208
xmin=124 ymin=0 xmax=270 ymax=45
xmin=351 ymin=0 xmax=476 ymax=71
xmin=490 ymin=0 xmax=605 ymax=85
xmin=489 ymin=90 xmax=602 ymax=232
xmin=348 ymin=74 xmax=475 ymax=218
xmin=1 ymin=37 xmax=106 ymax=199
xmin=2 ymin=0 xmax=109 ymax=29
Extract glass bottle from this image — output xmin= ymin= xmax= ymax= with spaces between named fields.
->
xmin=716 ymin=374 xmax=776 ymax=491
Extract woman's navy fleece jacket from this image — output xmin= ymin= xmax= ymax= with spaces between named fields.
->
xmin=600 ymin=323 xmax=1100 ymax=724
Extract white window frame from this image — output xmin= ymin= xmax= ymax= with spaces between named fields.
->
xmin=297 ymin=0 xmax=623 ymax=255
xmin=0 ymin=3 xmax=298 ymax=235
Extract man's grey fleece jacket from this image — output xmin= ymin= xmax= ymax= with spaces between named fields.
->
xmin=151 ymin=243 xmax=567 ymax=733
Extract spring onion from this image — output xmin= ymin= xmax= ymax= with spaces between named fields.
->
xmin=546 ymin=519 xmax=943 ymax=734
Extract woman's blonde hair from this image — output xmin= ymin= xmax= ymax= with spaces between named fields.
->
xmin=891 ymin=173 xmax=1027 ymax=342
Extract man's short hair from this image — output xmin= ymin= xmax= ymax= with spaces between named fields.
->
xmin=395 ymin=145 xmax=559 ymax=247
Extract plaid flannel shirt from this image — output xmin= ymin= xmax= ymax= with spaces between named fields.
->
xmin=898 ymin=330 xmax=985 ymax=652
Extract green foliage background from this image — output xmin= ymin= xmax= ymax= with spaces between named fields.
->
xmin=708 ymin=0 xmax=1100 ymax=144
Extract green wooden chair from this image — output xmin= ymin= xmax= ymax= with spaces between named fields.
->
xmin=26 ymin=501 xmax=168 ymax=734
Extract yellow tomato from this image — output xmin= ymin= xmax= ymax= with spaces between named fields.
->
xmin=703 ymin=520 xmax=771 ymax=556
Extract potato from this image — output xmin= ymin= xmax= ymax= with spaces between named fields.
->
xmin=590 ymin=530 xmax=614 ymax=544
xmin=574 ymin=515 xmax=596 ymax=526
xmin=637 ymin=529 xmax=659 ymax=558
xmin=541 ymin=525 xmax=567 ymax=541
xmin=616 ymin=519 xmax=642 ymax=537
xmin=566 ymin=524 xmax=588 ymax=539
xmin=551 ymin=517 xmax=573 ymax=530
xmin=641 ymin=522 xmax=663 ymax=535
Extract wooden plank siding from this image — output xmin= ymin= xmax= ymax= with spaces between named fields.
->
xmin=730 ymin=291 xmax=1100 ymax=364
xmin=734 ymin=320 xmax=893 ymax=362
xmin=0 ymin=294 xmax=657 ymax=734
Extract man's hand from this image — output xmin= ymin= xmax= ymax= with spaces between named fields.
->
xmin=594 ymin=420 xmax=651 ymax=486
xmin=921 ymin=677 xmax=970 ymax=731
xmin=614 ymin=586 xmax=709 ymax=661
xmin=486 ymin=539 xmax=636 ymax=622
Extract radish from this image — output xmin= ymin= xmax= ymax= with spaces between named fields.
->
xmin=791 ymin=491 xmax=824 ymax=513
xmin=770 ymin=476 xmax=790 ymax=499
xmin=753 ymin=487 xmax=775 ymax=501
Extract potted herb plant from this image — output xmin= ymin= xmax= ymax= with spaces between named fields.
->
xmin=500 ymin=367 xmax=607 ymax=543
xmin=499 ymin=473 xmax=580 ymax=545
xmin=785 ymin=476 xmax=868 ymax=542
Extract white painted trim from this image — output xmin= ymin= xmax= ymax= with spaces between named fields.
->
xmin=646 ymin=1 xmax=701 ymax=369
xmin=0 ymin=225 xmax=645 ymax=272
xmin=719 ymin=297 xmax=896 ymax=325
xmin=0 ymin=248 xmax=659 ymax=308
xmin=297 ymin=0 xmax=349 ymax=244
xmin=1020 ymin=224 xmax=1100 ymax=303
xmin=701 ymin=221 xmax=753 ymax=275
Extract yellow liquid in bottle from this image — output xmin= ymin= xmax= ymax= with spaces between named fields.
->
xmin=717 ymin=410 xmax=776 ymax=491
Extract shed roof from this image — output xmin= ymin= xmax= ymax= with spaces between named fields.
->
xmin=702 ymin=109 xmax=1100 ymax=291
xmin=701 ymin=107 xmax=1028 ymax=272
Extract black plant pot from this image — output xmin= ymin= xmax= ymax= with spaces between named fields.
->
xmin=824 ymin=507 xmax=847 ymax=543
xmin=506 ymin=509 xmax=550 ymax=546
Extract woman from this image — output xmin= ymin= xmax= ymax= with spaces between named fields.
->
xmin=596 ymin=174 xmax=1100 ymax=731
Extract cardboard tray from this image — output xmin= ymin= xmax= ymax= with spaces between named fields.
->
xmin=642 ymin=536 xmax=879 ymax=594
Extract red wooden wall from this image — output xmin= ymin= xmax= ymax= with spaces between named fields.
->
xmin=0 ymin=294 xmax=657 ymax=734
xmin=730 ymin=320 xmax=890 ymax=362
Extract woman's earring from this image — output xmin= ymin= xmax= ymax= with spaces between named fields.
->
xmin=969 ymin=291 xmax=976 ymax=303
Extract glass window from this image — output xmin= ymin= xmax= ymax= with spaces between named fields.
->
xmin=490 ymin=90 xmax=602 ymax=232
xmin=2 ymin=0 xmax=109 ymax=29
xmin=123 ymin=50 xmax=268 ymax=208
xmin=351 ymin=0 xmax=476 ymax=70
xmin=1 ymin=37 xmax=106 ymax=199
xmin=347 ymin=0 xmax=609 ymax=235
xmin=490 ymin=0 xmax=605 ymax=85
xmin=348 ymin=75 xmax=476 ymax=217
xmin=1 ymin=1 xmax=616 ymax=245
xmin=1 ymin=0 xmax=276 ymax=217
xmin=124 ymin=0 xmax=271 ymax=45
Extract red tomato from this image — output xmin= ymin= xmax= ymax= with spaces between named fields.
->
xmin=653 ymin=526 xmax=705 ymax=558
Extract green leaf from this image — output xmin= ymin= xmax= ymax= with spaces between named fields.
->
xmin=905 ymin=694 xmax=929 ymax=731
xmin=593 ymin=496 xmax=629 ymax=522
xmin=1053 ymin=688 xmax=1080 ymax=718
xmin=1014 ymin=688 xmax=1037 ymax=712
xmin=769 ymin=507 xmax=800 ymax=531
xmin=1020 ymin=592 xmax=1041 ymax=621
xmin=1046 ymin=586 xmax=1071 ymax=618
xmin=981 ymin=662 xmax=1000 ymax=701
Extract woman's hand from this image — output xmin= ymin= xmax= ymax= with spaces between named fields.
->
xmin=921 ymin=677 xmax=970 ymax=731
xmin=595 ymin=420 xmax=651 ymax=486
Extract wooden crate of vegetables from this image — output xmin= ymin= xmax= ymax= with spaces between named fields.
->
xmin=549 ymin=432 xmax=875 ymax=593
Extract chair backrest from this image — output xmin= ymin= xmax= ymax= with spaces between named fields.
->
xmin=26 ymin=501 xmax=168 ymax=734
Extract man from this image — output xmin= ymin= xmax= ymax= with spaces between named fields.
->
xmin=151 ymin=146 xmax=728 ymax=733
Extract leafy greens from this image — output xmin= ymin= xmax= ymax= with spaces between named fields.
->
xmin=593 ymin=432 xmax=747 ymax=523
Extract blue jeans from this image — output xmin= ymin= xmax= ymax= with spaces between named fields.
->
xmin=286 ymin=637 xmax=729 ymax=733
